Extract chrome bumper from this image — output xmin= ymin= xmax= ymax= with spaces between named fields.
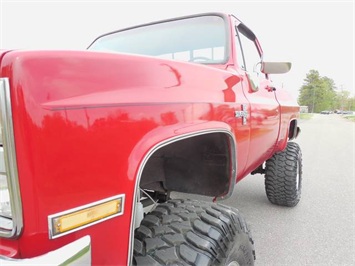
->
xmin=0 ymin=236 xmax=91 ymax=265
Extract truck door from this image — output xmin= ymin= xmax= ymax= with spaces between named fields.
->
xmin=233 ymin=21 xmax=281 ymax=177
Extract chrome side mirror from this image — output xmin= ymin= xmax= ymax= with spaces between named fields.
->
xmin=261 ymin=62 xmax=292 ymax=74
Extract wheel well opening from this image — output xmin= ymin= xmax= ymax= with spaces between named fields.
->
xmin=140 ymin=132 xmax=232 ymax=197
xmin=288 ymin=120 xmax=298 ymax=140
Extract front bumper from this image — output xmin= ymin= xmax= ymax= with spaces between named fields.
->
xmin=0 ymin=236 xmax=91 ymax=265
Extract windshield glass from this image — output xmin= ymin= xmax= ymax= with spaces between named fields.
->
xmin=89 ymin=15 xmax=228 ymax=64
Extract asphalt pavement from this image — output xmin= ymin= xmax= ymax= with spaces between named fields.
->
xmin=173 ymin=114 xmax=355 ymax=265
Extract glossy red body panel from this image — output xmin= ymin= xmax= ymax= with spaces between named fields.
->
xmin=275 ymin=88 xmax=300 ymax=151
xmin=0 ymin=50 xmax=245 ymax=264
xmin=0 ymin=13 xmax=299 ymax=265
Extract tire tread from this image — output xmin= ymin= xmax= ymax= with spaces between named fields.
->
xmin=133 ymin=199 xmax=255 ymax=265
xmin=265 ymin=142 xmax=302 ymax=207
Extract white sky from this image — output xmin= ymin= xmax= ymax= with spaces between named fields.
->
xmin=0 ymin=0 xmax=354 ymax=99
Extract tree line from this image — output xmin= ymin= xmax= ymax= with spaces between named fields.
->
xmin=298 ymin=70 xmax=354 ymax=113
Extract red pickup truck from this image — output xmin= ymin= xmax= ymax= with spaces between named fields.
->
xmin=0 ymin=13 xmax=301 ymax=265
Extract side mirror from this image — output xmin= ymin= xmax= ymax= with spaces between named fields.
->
xmin=261 ymin=62 xmax=291 ymax=74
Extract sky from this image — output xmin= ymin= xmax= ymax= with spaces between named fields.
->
xmin=0 ymin=0 xmax=354 ymax=100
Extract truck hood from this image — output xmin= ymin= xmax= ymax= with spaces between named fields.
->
xmin=1 ymin=50 xmax=234 ymax=111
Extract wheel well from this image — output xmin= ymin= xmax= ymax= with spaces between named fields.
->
xmin=139 ymin=132 xmax=233 ymax=197
xmin=288 ymin=119 xmax=300 ymax=140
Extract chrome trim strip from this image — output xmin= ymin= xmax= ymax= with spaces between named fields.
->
xmin=127 ymin=129 xmax=237 ymax=265
xmin=0 ymin=147 xmax=5 ymax=173
xmin=48 ymin=194 xmax=125 ymax=239
xmin=215 ymin=132 xmax=237 ymax=201
xmin=0 ymin=78 xmax=23 ymax=238
xmin=0 ymin=235 xmax=91 ymax=265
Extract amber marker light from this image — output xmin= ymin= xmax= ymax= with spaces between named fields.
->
xmin=48 ymin=194 xmax=124 ymax=239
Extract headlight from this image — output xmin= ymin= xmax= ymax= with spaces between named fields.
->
xmin=1 ymin=154 xmax=12 ymax=218
xmin=1 ymin=80 xmax=13 ymax=230
xmin=0 ymin=78 xmax=22 ymax=237
xmin=1 ymin=112 xmax=13 ymax=229
xmin=1 ymin=173 xmax=13 ymax=230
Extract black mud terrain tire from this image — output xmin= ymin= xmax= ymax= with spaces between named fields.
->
xmin=265 ymin=142 xmax=302 ymax=207
xmin=133 ymin=199 xmax=255 ymax=265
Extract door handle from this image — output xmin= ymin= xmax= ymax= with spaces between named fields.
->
xmin=266 ymin=86 xmax=276 ymax=92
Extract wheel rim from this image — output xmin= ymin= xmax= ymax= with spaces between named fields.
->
xmin=296 ymin=158 xmax=300 ymax=191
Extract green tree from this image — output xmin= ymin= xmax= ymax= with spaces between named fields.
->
xmin=347 ymin=97 xmax=355 ymax=111
xmin=319 ymin=76 xmax=337 ymax=111
xmin=298 ymin=70 xmax=322 ymax=112
xmin=335 ymin=90 xmax=352 ymax=111
xmin=298 ymin=70 xmax=338 ymax=113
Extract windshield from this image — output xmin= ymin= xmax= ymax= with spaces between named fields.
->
xmin=89 ymin=15 xmax=228 ymax=64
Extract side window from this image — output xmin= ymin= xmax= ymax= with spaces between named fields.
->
xmin=234 ymin=28 xmax=246 ymax=70
xmin=236 ymin=28 xmax=262 ymax=74
xmin=235 ymin=25 xmax=265 ymax=91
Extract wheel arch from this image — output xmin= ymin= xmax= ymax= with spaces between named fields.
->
xmin=127 ymin=122 xmax=237 ymax=264
xmin=288 ymin=118 xmax=300 ymax=141
xmin=139 ymin=131 xmax=235 ymax=197
xmin=276 ymin=118 xmax=300 ymax=152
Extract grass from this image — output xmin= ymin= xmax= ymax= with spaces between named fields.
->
xmin=300 ymin=113 xmax=314 ymax=120
xmin=343 ymin=115 xmax=355 ymax=122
